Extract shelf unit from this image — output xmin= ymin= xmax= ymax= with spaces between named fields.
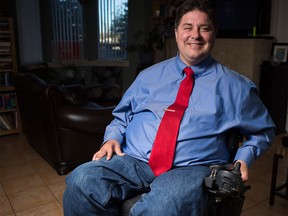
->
xmin=0 ymin=16 xmax=20 ymax=136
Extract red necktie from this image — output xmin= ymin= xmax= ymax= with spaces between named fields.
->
xmin=149 ymin=67 xmax=195 ymax=176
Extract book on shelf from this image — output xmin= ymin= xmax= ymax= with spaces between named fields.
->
xmin=0 ymin=42 xmax=11 ymax=46
xmin=0 ymin=114 xmax=12 ymax=130
xmin=0 ymin=73 xmax=11 ymax=86
xmin=0 ymin=48 xmax=12 ymax=53
xmin=0 ymin=57 xmax=12 ymax=62
xmin=0 ymin=40 xmax=11 ymax=47
xmin=0 ymin=118 xmax=7 ymax=131
xmin=0 ymin=62 xmax=12 ymax=69
xmin=0 ymin=112 xmax=17 ymax=130
xmin=0 ymin=115 xmax=12 ymax=130
xmin=0 ymin=92 xmax=16 ymax=110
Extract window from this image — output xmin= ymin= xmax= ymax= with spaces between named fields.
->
xmin=98 ymin=0 xmax=128 ymax=60
xmin=50 ymin=0 xmax=128 ymax=61
xmin=51 ymin=0 xmax=84 ymax=60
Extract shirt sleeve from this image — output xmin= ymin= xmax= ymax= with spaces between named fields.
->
xmin=234 ymin=84 xmax=276 ymax=167
xmin=102 ymin=76 xmax=140 ymax=145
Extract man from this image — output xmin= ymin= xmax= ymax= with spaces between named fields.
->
xmin=63 ymin=0 xmax=275 ymax=215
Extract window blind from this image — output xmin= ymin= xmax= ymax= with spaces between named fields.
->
xmin=51 ymin=0 xmax=84 ymax=61
xmin=98 ymin=0 xmax=128 ymax=60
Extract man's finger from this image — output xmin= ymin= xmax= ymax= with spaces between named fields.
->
xmin=115 ymin=145 xmax=125 ymax=156
xmin=106 ymin=148 xmax=114 ymax=160
xmin=93 ymin=149 xmax=106 ymax=161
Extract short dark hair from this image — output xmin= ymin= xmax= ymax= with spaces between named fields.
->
xmin=174 ymin=0 xmax=216 ymax=29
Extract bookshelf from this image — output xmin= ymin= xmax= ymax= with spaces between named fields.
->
xmin=0 ymin=16 xmax=20 ymax=136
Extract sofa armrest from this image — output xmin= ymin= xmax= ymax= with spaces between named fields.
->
xmin=56 ymin=105 xmax=115 ymax=134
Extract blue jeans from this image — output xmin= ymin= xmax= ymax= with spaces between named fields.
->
xmin=63 ymin=155 xmax=210 ymax=216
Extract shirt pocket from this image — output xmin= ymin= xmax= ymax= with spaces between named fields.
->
xmin=185 ymin=94 xmax=225 ymax=132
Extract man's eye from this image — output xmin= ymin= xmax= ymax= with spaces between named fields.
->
xmin=200 ymin=26 xmax=210 ymax=32
xmin=184 ymin=27 xmax=192 ymax=31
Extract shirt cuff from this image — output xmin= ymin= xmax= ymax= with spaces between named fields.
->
xmin=103 ymin=131 xmax=124 ymax=146
xmin=233 ymin=147 xmax=256 ymax=168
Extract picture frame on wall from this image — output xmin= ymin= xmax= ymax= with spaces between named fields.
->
xmin=272 ymin=43 xmax=288 ymax=63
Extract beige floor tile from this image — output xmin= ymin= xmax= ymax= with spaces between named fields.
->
xmin=9 ymin=187 xmax=55 ymax=212
xmin=0 ymin=168 xmax=3 ymax=182
xmin=48 ymin=183 xmax=66 ymax=206
xmin=0 ymin=134 xmax=26 ymax=145
xmin=0 ymin=195 xmax=14 ymax=215
xmin=0 ymin=163 xmax=36 ymax=181
xmin=254 ymin=172 xmax=272 ymax=186
xmin=24 ymin=149 xmax=44 ymax=163
xmin=262 ymin=196 xmax=288 ymax=216
xmin=31 ymin=160 xmax=55 ymax=174
xmin=0 ymin=182 xmax=5 ymax=196
xmin=3 ymin=174 xmax=45 ymax=195
xmin=241 ymin=203 xmax=283 ymax=216
xmin=15 ymin=201 xmax=63 ymax=216
xmin=38 ymin=168 xmax=66 ymax=186
xmin=242 ymin=196 xmax=258 ymax=211
xmin=0 ymin=154 xmax=27 ymax=168
xmin=245 ymin=179 xmax=271 ymax=203
xmin=0 ymin=147 xmax=26 ymax=162
xmin=0 ymin=144 xmax=30 ymax=158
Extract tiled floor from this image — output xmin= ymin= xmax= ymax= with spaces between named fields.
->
xmin=0 ymin=133 xmax=288 ymax=216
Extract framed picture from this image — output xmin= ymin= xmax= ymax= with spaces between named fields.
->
xmin=272 ymin=43 xmax=288 ymax=63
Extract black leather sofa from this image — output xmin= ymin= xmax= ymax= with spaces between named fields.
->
xmin=12 ymin=72 xmax=118 ymax=175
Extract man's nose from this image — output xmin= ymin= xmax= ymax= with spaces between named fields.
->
xmin=190 ymin=28 xmax=201 ymax=39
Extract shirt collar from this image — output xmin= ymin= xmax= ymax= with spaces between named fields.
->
xmin=175 ymin=53 xmax=214 ymax=77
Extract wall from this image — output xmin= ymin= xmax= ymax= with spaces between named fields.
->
xmin=212 ymin=38 xmax=274 ymax=88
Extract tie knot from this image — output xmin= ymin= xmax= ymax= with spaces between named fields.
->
xmin=184 ymin=67 xmax=194 ymax=77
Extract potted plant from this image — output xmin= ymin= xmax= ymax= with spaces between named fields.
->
xmin=126 ymin=28 xmax=164 ymax=65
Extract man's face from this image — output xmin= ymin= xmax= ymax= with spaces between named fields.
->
xmin=175 ymin=10 xmax=216 ymax=66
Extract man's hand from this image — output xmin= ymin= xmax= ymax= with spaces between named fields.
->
xmin=235 ymin=160 xmax=249 ymax=182
xmin=92 ymin=140 xmax=125 ymax=161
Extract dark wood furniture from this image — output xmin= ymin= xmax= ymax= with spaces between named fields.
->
xmin=259 ymin=62 xmax=288 ymax=134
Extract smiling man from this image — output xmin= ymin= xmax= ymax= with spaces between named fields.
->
xmin=63 ymin=0 xmax=275 ymax=215
xmin=175 ymin=9 xmax=216 ymax=66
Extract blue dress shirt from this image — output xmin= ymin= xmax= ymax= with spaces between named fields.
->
xmin=103 ymin=54 xmax=275 ymax=167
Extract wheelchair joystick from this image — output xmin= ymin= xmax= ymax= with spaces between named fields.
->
xmin=205 ymin=162 xmax=249 ymax=199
